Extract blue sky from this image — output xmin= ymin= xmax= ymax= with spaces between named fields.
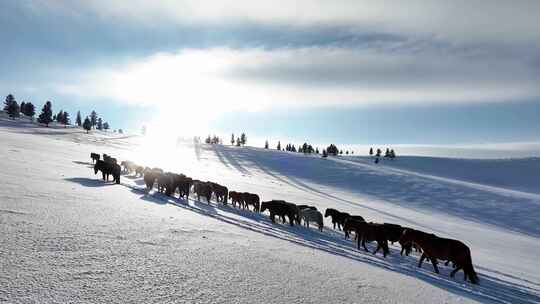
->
xmin=1 ymin=1 xmax=539 ymax=146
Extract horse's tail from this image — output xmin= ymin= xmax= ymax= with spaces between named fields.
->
xmin=464 ymin=254 xmax=479 ymax=284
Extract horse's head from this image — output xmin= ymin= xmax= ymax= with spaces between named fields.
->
xmin=324 ymin=208 xmax=331 ymax=217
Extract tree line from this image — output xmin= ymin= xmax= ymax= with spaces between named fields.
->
xmin=2 ymin=94 xmax=117 ymax=133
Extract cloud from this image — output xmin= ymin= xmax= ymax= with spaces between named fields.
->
xmin=39 ymin=0 xmax=540 ymax=46
xmin=54 ymin=46 xmax=540 ymax=113
xmin=4 ymin=1 xmax=540 ymax=115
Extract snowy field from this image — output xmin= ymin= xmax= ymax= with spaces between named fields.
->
xmin=1 ymin=117 xmax=540 ymax=303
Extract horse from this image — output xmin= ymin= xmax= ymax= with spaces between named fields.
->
xmin=94 ymin=160 xmax=120 ymax=184
xmin=300 ymin=209 xmax=324 ymax=231
xmin=242 ymin=192 xmax=260 ymax=212
xmin=260 ymin=200 xmax=297 ymax=226
xmin=157 ymin=173 xmax=175 ymax=195
xmin=228 ymin=191 xmax=243 ymax=208
xmin=90 ymin=152 xmax=100 ymax=163
xmin=135 ymin=166 xmax=145 ymax=177
xmin=210 ymin=182 xmax=228 ymax=203
xmin=324 ymin=208 xmax=350 ymax=230
xmin=355 ymin=222 xmax=390 ymax=257
xmin=343 ymin=216 xmax=366 ymax=240
xmin=400 ymin=229 xmax=479 ymax=284
xmin=193 ymin=181 xmax=212 ymax=204
xmin=383 ymin=223 xmax=404 ymax=244
xmin=143 ymin=169 xmax=158 ymax=191
xmin=173 ymin=174 xmax=192 ymax=200
xmin=120 ymin=161 xmax=132 ymax=174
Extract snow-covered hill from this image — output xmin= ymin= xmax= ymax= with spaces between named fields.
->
xmin=1 ymin=117 xmax=539 ymax=303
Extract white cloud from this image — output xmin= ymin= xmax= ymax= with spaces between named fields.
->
xmin=55 ymin=47 xmax=540 ymax=113
xmin=42 ymin=0 xmax=540 ymax=46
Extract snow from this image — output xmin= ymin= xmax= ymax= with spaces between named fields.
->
xmin=1 ymin=116 xmax=539 ymax=303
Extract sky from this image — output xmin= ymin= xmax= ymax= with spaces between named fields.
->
xmin=1 ymin=1 xmax=539 ymax=148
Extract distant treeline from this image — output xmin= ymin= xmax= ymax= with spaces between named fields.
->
xmin=2 ymin=93 xmax=121 ymax=133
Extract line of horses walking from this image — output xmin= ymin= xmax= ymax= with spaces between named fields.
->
xmin=90 ymin=152 xmax=479 ymax=284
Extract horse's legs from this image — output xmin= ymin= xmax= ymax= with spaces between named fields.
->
xmin=362 ymin=239 xmax=369 ymax=252
xmin=382 ymin=242 xmax=389 ymax=257
xmin=270 ymin=212 xmax=275 ymax=223
xmin=431 ymin=258 xmax=440 ymax=274
xmin=418 ymin=254 xmax=427 ymax=268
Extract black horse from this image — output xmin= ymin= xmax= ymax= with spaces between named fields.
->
xmin=94 ymin=160 xmax=120 ymax=184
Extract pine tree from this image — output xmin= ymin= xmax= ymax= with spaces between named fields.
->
xmin=277 ymin=141 xmax=281 ymax=150
xmin=376 ymin=148 xmax=381 ymax=157
xmin=103 ymin=122 xmax=110 ymax=130
xmin=322 ymin=149 xmax=328 ymax=158
xmin=118 ymin=129 xmax=123 ymax=134
xmin=38 ymin=101 xmax=53 ymax=127
xmin=236 ymin=138 xmax=241 ymax=146
xmin=231 ymin=133 xmax=235 ymax=145
xmin=240 ymin=133 xmax=246 ymax=146
xmin=3 ymin=94 xmax=15 ymax=111
xmin=326 ymin=144 xmax=339 ymax=156
xmin=3 ymin=94 xmax=19 ymax=118
xmin=62 ymin=112 xmax=70 ymax=127
xmin=316 ymin=147 xmax=319 ymax=154
xmin=90 ymin=110 xmax=98 ymax=129
xmin=385 ymin=148 xmax=390 ymax=157
xmin=25 ymin=102 xmax=35 ymax=118
xmin=265 ymin=140 xmax=269 ymax=149
xmin=76 ymin=111 xmax=82 ymax=126
xmin=20 ymin=102 xmax=26 ymax=115
xmin=369 ymin=147 xmax=373 ymax=156
xmin=56 ymin=110 xmax=64 ymax=123
xmin=83 ymin=117 xmax=91 ymax=133
xmin=97 ymin=118 xmax=103 ymax=130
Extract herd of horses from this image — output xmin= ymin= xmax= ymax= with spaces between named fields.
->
xmin=90 ymin=152 xmax=479 ymax=285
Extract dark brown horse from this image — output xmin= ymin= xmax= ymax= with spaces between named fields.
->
xmin=90 ymin=152 xmax=100 ymax=163
xmin=143 ymin=169 xmax=158 ymax=191
xmin=210 ymin=182 xmax=228 ymax=203
xmin=260 ymin=200 xmax=297 ymax=226
xmin=94 ymin=160 xmax=120 ymax=184
xmin=242 ymin=192 xmax=260 ymax=212
xmin=343 ymin=216 xmax=365 ymax=240
xmin=193 ymin=181 xmax=212 ymax=204
xmin=400 ymin=229 xmax=479 ymax=284
xmin=229 ymin=191 xmax=243 ymax=208
xmin=355 ymin=222 xmax=390 ymax=257
xmin=324 ymin=208 xmax=350 ymax=230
